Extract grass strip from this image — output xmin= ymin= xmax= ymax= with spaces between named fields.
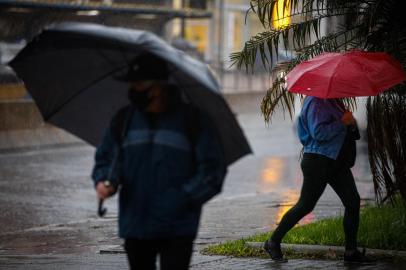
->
xmin=203 ymin=199 xmax=406 ymax=258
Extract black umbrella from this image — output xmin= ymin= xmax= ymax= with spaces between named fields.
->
xmin=10 ymin=22 xmax=251 ymax=166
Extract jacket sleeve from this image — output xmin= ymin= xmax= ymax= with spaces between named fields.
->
xmin=307 ymin=98 xmax=347 ymax=142
xmin=91 ymin=121 xmax=120 ymax=188
xmin=180 ymin=113 xmax=227 ymax=207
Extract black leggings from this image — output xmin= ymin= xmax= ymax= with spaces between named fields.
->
xmin=271 ymin=153 xmax=361 ymax=250
xmin=124 ymin=237 xmax=194 ymax=270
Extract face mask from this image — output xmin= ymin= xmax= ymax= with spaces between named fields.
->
xmin=128 ymin=88 xmax=153 ymax=111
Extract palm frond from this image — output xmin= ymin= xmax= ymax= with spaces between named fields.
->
xmin=231 ymin=9 xmax=369 ymax=73
xmin=249 ymin=0 xmax=369 ymax=28
xmin=236 ymin=0 xmax=406 ymax=203
xmin=367 ymin=84 xmax=406 ymax=203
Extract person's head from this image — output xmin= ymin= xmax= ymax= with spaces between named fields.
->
xmin=127 ymin=80 xmax=167 ymax=112
xmin=120 ymin=53 xmax=169 ymax=111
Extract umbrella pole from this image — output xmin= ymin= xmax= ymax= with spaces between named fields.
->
xmin=98 ymin=199 xmax=107 ymax=217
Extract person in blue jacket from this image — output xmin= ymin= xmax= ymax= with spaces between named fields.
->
xmin=92 ymin=53 xmax=226 ymax=270
xmin=264 ymin=96 xmax=369 ymax=263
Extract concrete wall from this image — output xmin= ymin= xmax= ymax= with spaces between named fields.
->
xmin=0 ymin=96 xmax=83 ymax=152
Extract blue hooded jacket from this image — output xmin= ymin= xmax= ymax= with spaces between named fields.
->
xmin=92 ymin=104 xmax=227 ymax=239
xmin=297 ymin=96 xmax=347 ymax=160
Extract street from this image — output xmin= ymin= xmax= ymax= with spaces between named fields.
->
xmin=0 ymin=93 xmax=390 ymax=269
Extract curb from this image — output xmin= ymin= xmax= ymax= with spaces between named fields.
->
xmin=99 ymin=245 xmax=125 ymax=254
xmin=245 ymin=242 xmax=406 ymax=260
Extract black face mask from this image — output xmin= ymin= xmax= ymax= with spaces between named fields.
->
xmin=128 ymin=88 xmax=153 ymax=111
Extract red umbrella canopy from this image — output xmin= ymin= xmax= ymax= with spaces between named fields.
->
xmin=287 ymin=51 xmax=406 ymax=98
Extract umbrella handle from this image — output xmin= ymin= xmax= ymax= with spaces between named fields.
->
xmin=98 ymin=199 xmax=107 ymax=217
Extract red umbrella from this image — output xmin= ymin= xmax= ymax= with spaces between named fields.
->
xmin=287 ymin=51 xmax=406 ymax=98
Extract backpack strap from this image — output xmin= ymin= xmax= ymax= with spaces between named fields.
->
xmin=184 ymin=104 xmax=201 ymax=147
xmin=111 ymin=105 xmax=134 ymax=145
xmin=106 ymin=106 xmax=134 ymax=186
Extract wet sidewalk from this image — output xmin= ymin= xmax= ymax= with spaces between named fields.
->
xmin=0 ymin=93 xmax=403 ymax=269
xmin=190 ymin=256 xmax=403 ymax=270
xmin=0 ymin=253 xmax=402 ymax=270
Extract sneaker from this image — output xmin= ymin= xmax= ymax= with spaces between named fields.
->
xmin=344 ymin=248 xmax=374 ymax=264
xmin=264 ymin=239 xmax=287 ymax=262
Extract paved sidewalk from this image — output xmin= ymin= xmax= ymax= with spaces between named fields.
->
xmin=0 ymin=252 xmax=403 ymax=270
xmin=190 ymin=256 xmax=403 ymax=270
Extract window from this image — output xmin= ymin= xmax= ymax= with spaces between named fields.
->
xmin=272 ymin=0 xmax=290 ymax=29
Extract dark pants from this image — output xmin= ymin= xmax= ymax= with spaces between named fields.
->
xmin=124 ymin=237 xmax=194 ymax=270
xmin=271 ymin=153 xmax=361 ymax=250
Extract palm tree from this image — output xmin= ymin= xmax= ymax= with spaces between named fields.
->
xmin=231 ymin=0 xmax=406 ymax=203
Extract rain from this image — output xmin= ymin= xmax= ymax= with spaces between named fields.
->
xmin=0 ymin=1 xmax=404 ymax=269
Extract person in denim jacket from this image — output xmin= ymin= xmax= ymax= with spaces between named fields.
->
xmin=264 ymin=96 xmax=369 ymax=263
xmin=92 ymin=54 xmax=226 ymax=270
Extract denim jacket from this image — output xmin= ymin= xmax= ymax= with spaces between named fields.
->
xmin=297 ymin=96 xmax=347 ymax=160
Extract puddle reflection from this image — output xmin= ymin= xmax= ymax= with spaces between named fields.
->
xmin=274 ymin=190 xmax=315 ymax=225
xmin=275 ymin=191 xmax=299 ymax=223
xmin=261 ymin=157 xmax=284 ymax=186
xmin=260 ymin=157 xmax=315 ymax=225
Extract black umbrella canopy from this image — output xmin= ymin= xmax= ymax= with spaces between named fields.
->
xmin=10 ymin=22 xmax=251 ymax=165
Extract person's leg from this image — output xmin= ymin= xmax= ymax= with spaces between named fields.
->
xmin=328 ymin=167 xmax=360 ymax=251
xmin=270 ymin=155 xmax=329 ymax=243
xmin=328 ymin=168 xmax=371 ymax=263
xmin=124 ymin=238 xmax=158 ymax=270
xmin=265 ymin=154 xmax=330 ymax=261
xmin=160 ymin=237 xmax=194 ymax=270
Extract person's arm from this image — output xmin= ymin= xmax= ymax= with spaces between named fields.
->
xmin=342 ymin=110 xmax=361 ymax=140
xmin=91 ymin=123 xmax=118 ymax=199
xmin=307 ymin=98 xmax=347 ymax=142
xmin=180 ymin=113 xmax=227 ymax=207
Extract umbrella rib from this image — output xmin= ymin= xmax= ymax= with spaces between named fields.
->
xmin=45 ymin=64 xmax=128 ymax=120
xmin=90 ymin=35 xmax=136 ymax=69
xmin=325 ymin=59 xmax=343 ymax=98
xmin=96 ymin=48 xmax=124 ymax=68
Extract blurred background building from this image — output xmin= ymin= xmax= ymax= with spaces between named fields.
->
xmin=0 ymin=0 xmax=273 ymax=101
xmin=0 ymin=0 xmax=343 ymax=147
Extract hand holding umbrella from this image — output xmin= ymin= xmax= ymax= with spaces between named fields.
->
xmin=96 ymin=182 xmax=115 ymax=199
xmin=341 ymin=110 xmax=356 ymax=126
xmin=96 ymin=181 xmax=116 ymax=216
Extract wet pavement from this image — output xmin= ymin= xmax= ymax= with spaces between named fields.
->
xmin=0 ymin=93 xmax=401 ymax=269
